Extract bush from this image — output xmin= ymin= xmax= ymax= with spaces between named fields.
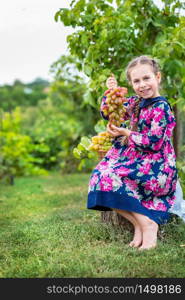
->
xmin=0 ymin=108 xmax=47 ymax=183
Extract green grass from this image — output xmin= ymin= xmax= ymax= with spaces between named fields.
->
xmin=0 ymin=172 xmax=185 ymax=278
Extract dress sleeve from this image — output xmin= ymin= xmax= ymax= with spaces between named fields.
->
xmin=128 ymin=101 xmax=176 ymax=152
xmin=100 ymin=95 xmax=137 ymax=121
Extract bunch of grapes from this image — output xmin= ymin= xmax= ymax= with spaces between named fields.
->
xmin=88 ymin=74 xmax=128 ymax=158
xmin=88 ymin=131 xmax=114 ymax=153
xmin=102 ymin=86 xmax=128 ymax=127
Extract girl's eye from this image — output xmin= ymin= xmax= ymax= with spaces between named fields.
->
xmin=133 ymin=80 xmax=139 ymax=83
xmin=144 ymin=76 xmax=150 ymax=80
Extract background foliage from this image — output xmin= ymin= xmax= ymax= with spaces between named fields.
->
xmin=55 ymin=0 xmax=185 ymax=185
xmin=0 ymin=0 xmax=185 ymax=185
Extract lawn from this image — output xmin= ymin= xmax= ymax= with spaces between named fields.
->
xmin=0 ymin=172 xmax=185 ymax=278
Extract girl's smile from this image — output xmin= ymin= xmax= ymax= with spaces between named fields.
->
xmin=130 ymin=64 xmax=161 ymax=99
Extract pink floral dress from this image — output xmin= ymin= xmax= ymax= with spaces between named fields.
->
xmin=87 ymin=96 xmax=178 ymax=224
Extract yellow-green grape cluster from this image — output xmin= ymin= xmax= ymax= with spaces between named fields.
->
xmin=88 ymin=131 xmax=114 ymax=152
xmin=102 ymin=87 xmax=128 ymax=126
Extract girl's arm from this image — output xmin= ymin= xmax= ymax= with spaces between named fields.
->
xmin=128 ymin=101 xmax=176 ymax=152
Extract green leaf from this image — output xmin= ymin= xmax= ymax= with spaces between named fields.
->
xmin=54 ymin=11 xmax=60 ymax=22
xmin=94 ymin=120 xmax=106 ymax=133
xmin=101 ymin=29 xmax=108 ymax=39
xmin=120 ymin=70 xmax=126 ymax=82
xmin=181 ymin=166 xmax=185 ymax=173
xmin=77 ymin=143 xmax=86 ymax=151
xmin=81 ymin=34 xmax=89 ymax=48
xmin=73 ymin=148 xmax=82 ymax=159
xmin=173 ymin=41 xmax=185 ymax=51
xmin=83 ymin=90 xmax=97 ymax=108
xmin=88 ymin=152 xmax=96 ymax=159
xmin=83 ymin=64 xmax=92 ymax=76
xmin=99 ymin=74 xmax=107 ymax=82
xmin=80 ymin=136 xmax=91 ymax=149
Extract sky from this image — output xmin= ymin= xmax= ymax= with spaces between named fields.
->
xmin=0 ymin=0 xmax=74 ymax=85
xmin=0 ymin=0 xmax=164 ymax=86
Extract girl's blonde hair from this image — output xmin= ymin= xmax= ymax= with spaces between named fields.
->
xmin=126 ymin=55 xmax=160 ymax=82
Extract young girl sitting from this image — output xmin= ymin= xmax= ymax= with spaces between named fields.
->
xmin=87 ymin=55 xmax=179 ymax=250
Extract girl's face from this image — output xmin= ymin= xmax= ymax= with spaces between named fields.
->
xmin=130 ymin=64 xmax=161 ymax=99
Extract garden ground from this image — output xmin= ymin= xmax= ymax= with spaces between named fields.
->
xmin=0 ymin=173 xmax=185 ymax=278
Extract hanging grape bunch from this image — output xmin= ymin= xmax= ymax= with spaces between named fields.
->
xmin=88 ymin=74 xmax=128 ymax=158
xmin=102 ymin=74 xmax=128 ymax=127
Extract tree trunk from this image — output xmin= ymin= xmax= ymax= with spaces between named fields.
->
xmin=101 ymin=211 xmax=133 ymax=233
xmin=9 ymin=175 xmax=14 ymax=185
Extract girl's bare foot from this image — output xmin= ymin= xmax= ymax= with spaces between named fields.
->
xmin=139 ymin=220 xmax=158 ymax=250
xmin=129 ymin=226 xmax=143 ymax=248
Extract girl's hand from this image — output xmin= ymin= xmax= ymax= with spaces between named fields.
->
xmin=106 ymin=74 xmax=117 ymax=90
xmin=107 ymin=123 xmax=131 ymax=137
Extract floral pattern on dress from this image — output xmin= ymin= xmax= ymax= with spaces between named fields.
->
xmin=88 ymin=96 xmax=177 ymax=215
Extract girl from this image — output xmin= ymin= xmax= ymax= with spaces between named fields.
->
xmin=87 ymin=55 xmax=179 ymax=250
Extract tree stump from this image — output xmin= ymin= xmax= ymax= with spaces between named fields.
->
xmin=101 ymin=211 xmax=133 ymax=233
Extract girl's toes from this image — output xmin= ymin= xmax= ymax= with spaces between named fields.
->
xmin=129 ymin=241 xmax=135 ymax=247
xmin=129 ymin=240 xmax=142 ymax=248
